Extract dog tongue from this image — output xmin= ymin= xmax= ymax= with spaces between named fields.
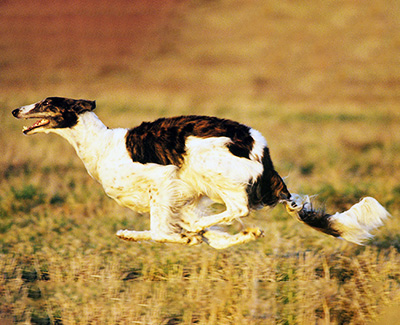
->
xmin=32 ymin=119 xmax=49 ymax=127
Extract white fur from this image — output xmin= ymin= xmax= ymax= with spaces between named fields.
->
xmin=19 ymin=103 xmax=36 ymax=113
xmin=330 ymin=197 xmax=390 ymax=244
xmin=249 ymin=128 xmax=267 ymax=161
xmin=36 ymin=111 xmax=265 ymax=248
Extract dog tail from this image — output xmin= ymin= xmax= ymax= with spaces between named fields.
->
xmin=247 ymin=147 xmax=389 ymax=244
xmin=283 ymin=195 xmax=390 ymax=244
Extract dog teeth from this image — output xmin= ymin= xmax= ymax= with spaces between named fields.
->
xmin=22 ymin=119 xmax=50 ymax=133
xmin=33 ymin=119 xmax=46 ymax=127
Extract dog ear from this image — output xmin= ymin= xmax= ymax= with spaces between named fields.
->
xmin=74 ymin=99 xmax=96 ymax=114
xmin=89 ymin=100 xmax=96 ymax=111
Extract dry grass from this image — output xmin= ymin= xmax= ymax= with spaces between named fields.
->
xmin=1 ymin=0 xmax=400 ymax=324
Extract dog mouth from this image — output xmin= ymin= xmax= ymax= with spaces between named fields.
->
xmin=22 ymin=118 xmax=51 ymax=134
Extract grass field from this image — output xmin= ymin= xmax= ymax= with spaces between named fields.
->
xmin=1 ymin=0 xmax=400 ymax=324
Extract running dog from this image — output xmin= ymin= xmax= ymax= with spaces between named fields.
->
xmin=12 ymin=97 xmax=390 ymax=249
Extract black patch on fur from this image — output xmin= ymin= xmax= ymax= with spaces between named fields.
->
xmin=247 ymin=147 xmax=291 ymax=208
xmin=297 ymin=207 xmax=341 ymax=237
xmin=39 ymin=97 xmax=96 ymax=128
xmin=125 ymin=116 xmax=254 ymax=166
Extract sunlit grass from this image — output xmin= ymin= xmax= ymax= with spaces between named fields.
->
xmin=1 ymin=96 xmax=400 ymax=323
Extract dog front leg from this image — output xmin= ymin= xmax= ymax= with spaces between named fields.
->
xmin=116 ymin=230 xmax=152 ymax=242
xmin=148 ymin=189 xmax=202 ymax=246
xmin=116 ymin=227 xmax=202 ymax=246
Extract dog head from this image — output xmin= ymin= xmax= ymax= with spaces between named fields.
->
xmin=12 ymin=97 xmax=96 ymax=135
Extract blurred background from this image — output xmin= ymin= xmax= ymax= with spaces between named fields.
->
xmin=1 ymin=0 xmax=399 ymax=116
xmin=2 ymin=2 xmax=400 ymax=323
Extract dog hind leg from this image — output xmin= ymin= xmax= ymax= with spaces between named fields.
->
xmin=117 ymin=186 xmax=203 ymax=246
xmin=189 ymin=190 xmax=250 ymax=232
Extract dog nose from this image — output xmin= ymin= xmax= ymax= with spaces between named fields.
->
xmin=12 ymin=108 xmax=20 ymax=117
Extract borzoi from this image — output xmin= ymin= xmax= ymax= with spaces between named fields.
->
xmin=12 ymin=97 xmax=390 ymax=249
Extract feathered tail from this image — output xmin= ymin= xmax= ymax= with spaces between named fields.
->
xmin=249 ymin=146 xmax=389 ymax=244
xmin=283 ymin=195 xmax=390 ymax=244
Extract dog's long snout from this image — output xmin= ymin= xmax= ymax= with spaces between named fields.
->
xmin=12 ymin=108 xmax=20 ymax=118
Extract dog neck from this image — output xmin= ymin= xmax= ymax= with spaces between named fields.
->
xmin=49 ymin=112 xmax=123 ymax=181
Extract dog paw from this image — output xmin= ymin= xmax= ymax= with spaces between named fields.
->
xmin=181 ymin=232 xmax=203 ymax=246
xmin=116 ymin=229 xmax=126 ymax=238
xmin=241 ymin=228 xmax=264 ymax=238
xmin=116 ymin=229 xmax=137 ymax=241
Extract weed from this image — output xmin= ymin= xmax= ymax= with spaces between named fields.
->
xmin=3 ymin=163 xmax=33 ymax=179
xmin=299 ymin=162 xmax=315 ymax=176
xmin=49 ymin=193 xmax=65 ymax=206
xmin=11 ymin=184 xmax=46 ymax=213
